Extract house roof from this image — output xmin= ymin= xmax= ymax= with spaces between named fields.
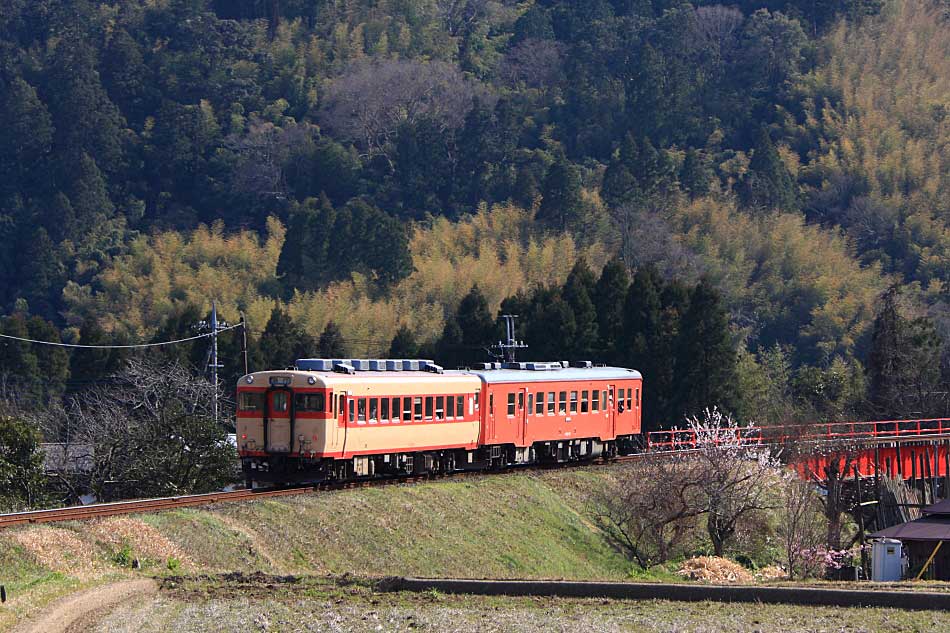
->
xmin=870 ymin=515 xmax=950 ymax=542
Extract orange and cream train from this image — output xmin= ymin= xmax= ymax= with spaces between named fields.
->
xmin=236 ymin=359 xmax=642 ymax=485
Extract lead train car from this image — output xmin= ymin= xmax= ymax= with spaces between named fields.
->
xmin=236 ymin=360 xmax=642 ymax=485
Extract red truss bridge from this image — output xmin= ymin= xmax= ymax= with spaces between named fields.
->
xmin=646 ymin=418 xmax=950 ymax=482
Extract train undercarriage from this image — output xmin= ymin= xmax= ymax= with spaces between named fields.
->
xmin=242 ymin=434 xmax=642 ymax=488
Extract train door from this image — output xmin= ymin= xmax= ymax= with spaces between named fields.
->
xmin=518 ymin=387 xmax=528 ymax=446
xmin=266 ymin=389 xmax=292 ymax=452
xmin=488 ymin=391 xmax=495 ymax=441
xmin=607 ymin=385 xmax=617 ymax=439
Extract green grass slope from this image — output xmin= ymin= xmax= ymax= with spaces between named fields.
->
xmin=0 ymin=468 xmax=630 ymax=630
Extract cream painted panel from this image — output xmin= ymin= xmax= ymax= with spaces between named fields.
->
xmin=344 ymin=421 xmax=480 ymax=454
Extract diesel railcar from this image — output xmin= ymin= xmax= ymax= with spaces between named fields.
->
xmin=236 ymin=359 xmax=642 ymax=486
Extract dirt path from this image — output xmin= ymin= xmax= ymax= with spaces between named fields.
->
xmin=12 ymin=579 xmax=158 ymax=633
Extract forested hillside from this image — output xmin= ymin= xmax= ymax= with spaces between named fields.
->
xmin=1 ymin=0 xmax=948 ymax=429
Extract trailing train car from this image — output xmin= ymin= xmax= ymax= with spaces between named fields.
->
xmin=236 ymin=358 xmax=642 ymax=485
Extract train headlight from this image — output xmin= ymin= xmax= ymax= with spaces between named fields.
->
xmin=245 ymin=376 xmax=254 ymax=384
xmin=308 ymin=376 xmax=316 ymax=385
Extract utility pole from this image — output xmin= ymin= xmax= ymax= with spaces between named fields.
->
xmin=493 ymin=314 xmax=528 ymax=363
xmin=195 ymin=301 xmax=230 ymax=426
xmin=239 ymin=312 xmax=249 ymax=376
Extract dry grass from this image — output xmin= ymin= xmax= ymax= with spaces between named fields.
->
xmin=85 ymin=518 xmax=192 ymax=568
xmin=8 ymin=526 xmax=103 ymax=580
xmin=677 ymin=557 xmax=754 ymax=584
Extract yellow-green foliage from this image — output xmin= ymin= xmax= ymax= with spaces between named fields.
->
xmin=793 ymin=0 xmax=950 ymax=290
xmin=65 ymin=204 xmax=605 ymax=352
xmin=289 ymin=203 xmax=608 ymax=355
xmin=63 ymin=218 xmax=286 ymax=337
xmin=672 ymin=197 xmax=883 ymax=362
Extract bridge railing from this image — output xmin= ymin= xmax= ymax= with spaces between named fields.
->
xmin=645 ymin=418 xmax=950 ymax=452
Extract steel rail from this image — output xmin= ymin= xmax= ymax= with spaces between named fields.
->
xmin=0 ymin=454 xmax=649 ymax=529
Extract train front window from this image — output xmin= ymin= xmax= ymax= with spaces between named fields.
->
xmin=294 ymin=393 xmax=325 ymax=412
xmin=240 ymin=392 xmax=263 ymax=411
xmin=272 ymin=392 xmax=288 ymax=412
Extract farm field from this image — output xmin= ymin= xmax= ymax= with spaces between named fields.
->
xmin=95 ymin=575 xmax=950 ymax=633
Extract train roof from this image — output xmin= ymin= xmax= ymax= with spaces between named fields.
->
xmin=238 ymin=369 xmax=481 ymax=390
xmin=455 ymin=366 xmax=642 ymax=384
xmin=239 ymin=364 xmax=641 ymax=389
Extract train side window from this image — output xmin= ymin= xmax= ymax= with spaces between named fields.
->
xmin=457 ymin=395 xmax=464 ymax=418
xmin=528 ymin=394 xmax=534 ymax=414
xmin=635 ymin=388 xmax=640 ymax=408
xmin=240 ymin=392 xmax=263 ymax=411
xmin=618 ymin=390 xmax=626 ymax=412
xmin=602 ymin=390 xmax=608 ymax=409
xmin=518 ymin=392 xmax=524 ymax=410
xmin=348 ymin=399 xmax=355 ymax=424
xmin=507 ymin=393 xmax=516 ymax=416
xmin=474 ymin=392 xmax=479 ymax=409
xmin=424 ymin=397 xmax=433 ymax=420
xmin=569 ymin=391 xmax=578 ymax=414
xmin=369 ymin=398 xmax=379 ymax=423
xmin=547 ymin=392 xmax=555 ymax=414
xmin=381 ymin=398 xmax=390 ymax=422
xmin=404 ymin=399 xmax=414 ymax=422
xmin=490 ymin=393 xmax=494 ymax=412
xmin=294 ymin=393 xmax=325 ymax=412
xmin=392 ymin=397 xmax=400 ymax=422
xmin=436 ymin=396 xmax=445 ymax=420
xmin=627 ymin=389 xmax=633 ymax=406
xmin=581 ymin=391 xmax=589 ymax=413
xmin=413 ymin=397 xmax=422 ymax=420
xmin=535 ymin=392 xmax=544 ymax=415
xmin=558 ymin=392 xmax=567 ymax=414
xmin=469 ymin=395 xmax=475 ymax=416
xmin=593 ymin=389 xmax=600 ymax=412
xmin=357 ymin=398 xmax=367 ymax=423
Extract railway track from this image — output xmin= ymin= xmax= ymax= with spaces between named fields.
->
xmin=0 ymin=455 xmax=646 ymax=529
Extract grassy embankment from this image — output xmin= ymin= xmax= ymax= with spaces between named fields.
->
xmin=0 ymin=468 xmax=632 ymax=631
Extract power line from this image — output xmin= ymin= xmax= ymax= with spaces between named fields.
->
xmin=0 ymin=323 xmax=243 ymax=350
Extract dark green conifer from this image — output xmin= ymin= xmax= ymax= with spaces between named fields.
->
xmin=741 ymin=127 xmax=798 ymax=212
xmin=562 ymin=259 xmax=599 ymax=359
xmin=318 ymin=321 xmax=347 ymax=358
xmin=538 ymin=156 xmax=584 ymax=232
xmin=388 ymin=325 xmax=419 ymax=358
xmin=593 ymin=258 xmax=630 ymax=362
xmin=674 ymin=278 xmax=739 ymax=420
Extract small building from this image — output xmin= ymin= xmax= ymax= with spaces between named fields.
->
xmin=870 ymin=499 xmax=950 ymax=580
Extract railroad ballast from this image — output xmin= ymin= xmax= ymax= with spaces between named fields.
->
xmin=237 ymin=359 xmax=642 ymax=485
